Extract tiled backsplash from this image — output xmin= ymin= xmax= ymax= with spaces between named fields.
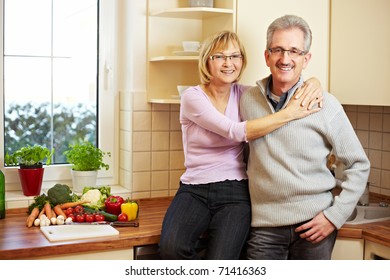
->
xmin=344 ymin=105 xmax=390 ymax=198
xmin=121 ymin=90 xmax=390 ymax=200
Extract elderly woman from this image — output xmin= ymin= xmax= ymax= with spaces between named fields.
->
xmin=159 ymin=31 xmax=322 ymax=260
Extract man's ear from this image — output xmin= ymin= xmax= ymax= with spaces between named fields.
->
xmin=302 ymin=52 xmax=312 ymax=69
xmin=264 ymin=49 xmax=271 ymax=67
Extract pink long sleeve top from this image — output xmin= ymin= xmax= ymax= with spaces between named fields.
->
xmin=179 ymin=84 xmax=249 ymax=184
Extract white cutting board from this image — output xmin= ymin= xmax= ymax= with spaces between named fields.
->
xmin=40 ymin=225 xmax=119 ymax=242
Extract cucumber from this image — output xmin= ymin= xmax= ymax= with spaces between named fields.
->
xmin=83 ymin=206 xmax=118 ymax=222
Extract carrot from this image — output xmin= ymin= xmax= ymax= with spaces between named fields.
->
xmin=58 ymin=200 xmax=90 ymax=210
xmin=44 ymin=202 xmax=52 ymax=220
xmin=26 ymin=207 xmax=40 ymax=228
xmin=53 ymin=205 xmax=67 ymax=219
xmin=38 ymin=207 xmax=46 ymax=219
xmin=51 ymin=208 xmax=57 ymax=218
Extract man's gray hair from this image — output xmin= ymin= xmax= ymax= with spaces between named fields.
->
xmin=266 ymin=15 xmax=312 ymax=52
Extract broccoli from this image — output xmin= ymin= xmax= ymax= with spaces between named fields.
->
xmin=47 ymin=184 xmax=73 ymax=205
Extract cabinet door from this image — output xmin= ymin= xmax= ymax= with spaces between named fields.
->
xmin=330 ymin=0 xmax=390 ymax=105
xmin=332 ymin=238 xmax=364 ymax=260
xmin=237 ymin=0 xmax=329 ymax=89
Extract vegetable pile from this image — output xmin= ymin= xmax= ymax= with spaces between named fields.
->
xmin=26 ymin=185 xmax=139 ymax=228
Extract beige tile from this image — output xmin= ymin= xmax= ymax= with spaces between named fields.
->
xmin=369 ymin=113 xmax=383 ymax=132
xmin=120 ymin=90 xmax=132 ymax=111
xmin=132 ymin=192 xmax=151 ymax=200
xmin=357 ymin=112 xmax=369 ymax=130
xmin=152 ymin=103 xmax=170 ymax=112
xmin=383 ymin=106 xmax=390 ymax=114
xmin=133 ymin=131 xmax=151 ymax=151
xmin=356 ymin=130 xmax=369 ymax=149
xmin=368 ymin=168 xmax=381 ymax=187
xmin=120 ymin=149 xmax=131 ymax=171
xmin=171 ymin=104 xmax=180 ymax=112
xmin=357 ymin=106 xmax=370 ymax=113
xmin=381 ymin=170 xmax=390 ymax=189
xmin=170 ymin=170 xmax=184 ymax=189
xmin=151 ymin=171 xmax=169 ymax=191
xmin=170 ymin=150 xmax=185 ymax=170
xmin=346 ymin=111 xmax=357 ymax=129
xmin=152 ymin=111 xmax=170 ymax=131
xmin=152 ymin=132 xmax=170 ymax=151
xmin=381 ymin=188 xmax=390 ymax=196
xmin=384 ymin=114 xmax=390 ymax=133
xmin=170 ymin=111 xmax=181 ymax=131
xmin=120 ymin=111 xmax=132 ymax=131
xmin=382 ymin=151 xmax=390 ymax=170
xmin=133 ymin=152 xmax=151 ymax=172
xmin=132 ymin=172 xmax=151 ymax=192
xmin=120 ymin=130 xmax=132 ymax=152
xmin=369 ymin=131 xmax=382 ymax=150
xmin=133 ymin=111 xmax=152 ymax=131
xmin=370 ymin=185 xmax=380 ymax=195
xmin=133 ymin=91 xmax=151 ymax=112
xmin=119 ymin=169 xmax=132 ymax=190
xmin=151 ymin=190 xmax=169 ymax=198
xmin=151 ymin=151 xmax=169 ymax=171
xmin=383 ymin=133 xmax=390 ymax=151
xmin=370 ymin=106 xmax=383 ymax=113
xmin=368 ymin=150 xmax=382 ymax=169
xmin=170 ymin=131 xmax=183 ymax=150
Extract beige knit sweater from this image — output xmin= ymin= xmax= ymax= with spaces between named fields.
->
xmin=240 ymin=76 xmax=370 ymax=229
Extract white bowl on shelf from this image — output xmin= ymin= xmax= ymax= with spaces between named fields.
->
xmin=182 ymin=41 xmax=200 ymax=52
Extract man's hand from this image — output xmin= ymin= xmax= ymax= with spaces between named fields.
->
xmin=295 ymin=212 xmax=336 ymax=244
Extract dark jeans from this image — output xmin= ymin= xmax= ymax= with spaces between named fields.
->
xmin=159 ymin=180 xmax=251 ymax=260
xmin=246 ymin=222 xmax=338 ymax=260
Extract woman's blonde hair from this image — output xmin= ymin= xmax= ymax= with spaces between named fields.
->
xmin=198 ymin=31 xmax=247 ymax=85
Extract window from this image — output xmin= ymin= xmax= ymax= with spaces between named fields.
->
xmin=3 ymin=0 xmax=98 ymax=163
xmin=1 ymin=0 xmax=117 ymax=191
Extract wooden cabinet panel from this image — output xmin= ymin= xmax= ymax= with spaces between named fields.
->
xmin=330 ymin=0 xmax=390 ymax=105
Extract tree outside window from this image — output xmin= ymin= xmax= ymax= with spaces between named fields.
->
xmin=3 ymin=0 xmax=99 ymax=163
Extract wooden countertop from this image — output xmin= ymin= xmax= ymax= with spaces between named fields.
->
xmin=1 ymin=196 xmax=390 ymax=260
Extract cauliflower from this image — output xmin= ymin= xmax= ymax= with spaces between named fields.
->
xmin=80 ymin=189 xmax=103 ymax=209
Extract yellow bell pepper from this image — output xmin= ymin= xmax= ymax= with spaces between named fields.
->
xmin=120 ymin=199 xmax=139 ymax=221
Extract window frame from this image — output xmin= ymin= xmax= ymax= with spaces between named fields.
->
xmin=0 ymin=0 xmax=118 ymax=192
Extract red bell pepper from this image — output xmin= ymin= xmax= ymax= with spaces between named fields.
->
xmin=104 ymin=195 xmax=125 ymax=216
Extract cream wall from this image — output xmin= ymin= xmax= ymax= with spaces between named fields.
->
xmin=237 ymin=0 xmax=330 ymax=90
xmin=118 ymin=0 xmax=390 ymax=200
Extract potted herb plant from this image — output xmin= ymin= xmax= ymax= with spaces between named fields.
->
xmin=5 ymin=145 xmax=54 ymax=196
xmin=63 ymin=141 xmax=111 ymax=193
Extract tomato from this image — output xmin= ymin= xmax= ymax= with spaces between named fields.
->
xmin=118 ymin=213 xmax=128 ymax=222
xmin=68 ymin=213 xmax=77 ymax=222
xmin=65 ymin=207 xmax=74 ymax=216
xmin=94 ymin=213 xmax=105 ymax=222
xmin=74 ymin=205 xmax=84 ymax=215
xmin=76 ymin=214 xmax=85 ymax=223
xmin=85 ymin=213 xmax=95 ymax=223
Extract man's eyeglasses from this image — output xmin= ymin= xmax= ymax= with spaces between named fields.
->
xmin=209 ymin=54 xmax=243 ymax=62
xmin=268 ymin=47 xmax=306 ymax=58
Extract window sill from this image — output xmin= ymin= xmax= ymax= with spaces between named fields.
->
xmin=4 ymin=185 xmax=131 ymax=210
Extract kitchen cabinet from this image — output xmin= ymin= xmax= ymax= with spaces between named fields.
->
xmin=26 ymin=248 xmax=134 ymax=260
xmin=364 ymin=240 xmax=390 ymax=260
xmin=147 ymin=0 xmax=236 ymax=103
xmin=236 ymin=0 xmax=329 ymax=89
xmin=331 ymin=237 xmax=364 ymax=260
xmin=330 ymin=0 xmax=390 ymax=106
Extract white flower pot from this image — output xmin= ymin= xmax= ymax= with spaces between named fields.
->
xmin=71 ymin=169 xmax=98 ymax=193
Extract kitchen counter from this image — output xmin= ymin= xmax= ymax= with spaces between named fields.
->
xmin=1 ymin=196 xmax=390 ymax=260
